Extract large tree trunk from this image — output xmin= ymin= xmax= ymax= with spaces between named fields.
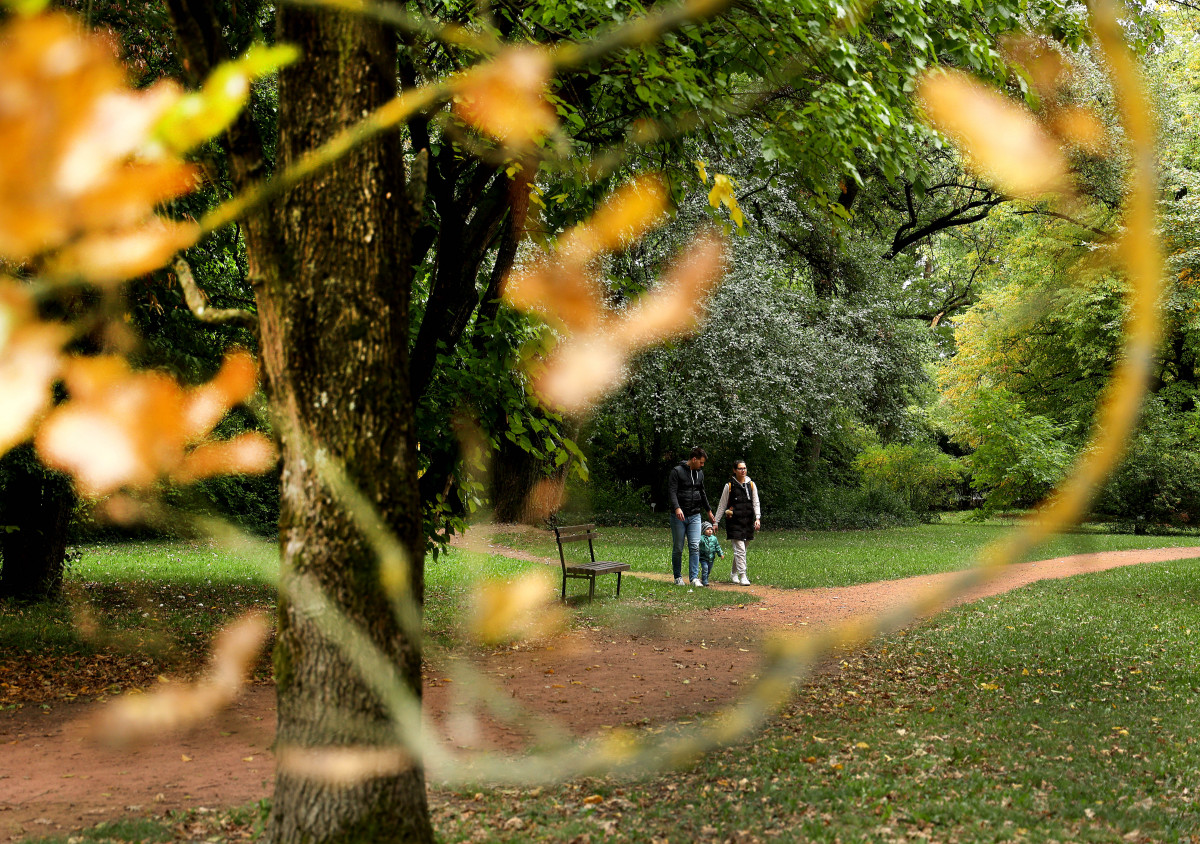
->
xmin=244 ymin=9 xmax=432 ymax=843
xmin=0 ymin=447 xmax=75 ymax=602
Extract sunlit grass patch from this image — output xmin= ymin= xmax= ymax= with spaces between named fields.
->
xmin=74 ymin=539 xmax=278 ymax=586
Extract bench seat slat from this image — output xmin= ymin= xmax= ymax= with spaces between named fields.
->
xmin=566 ymin=561 xmax=630 ymax=573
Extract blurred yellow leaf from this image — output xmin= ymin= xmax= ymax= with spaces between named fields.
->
xmin=278 ymin=745 xmax=410 ymax=786
xmin=919 ymin=69 xmax=1070 ymax=200
xmin=53 ymin=218 xmax=200 ymax=284
xmin=468 ymin=569 xmax=565 ymax=645
xmin=694 ymin=159 xmax=709 ymax=184
xmin=1004 ymin=35 xmax=1066 ymax=99
xmin=534 ymin=234 xmax=724 ymax=412
xmin=173 ymin=433 xmax=277 ymax=483
xmin=560 ymin=174 xmax=670 ymax=261
xmin=612 ymin=232 xmax=725 ymax=350
xmin=2 ymin=0 xmax=52 ymax=15
xmin=183 ymin=350 xmax=260 ymax=439
xmin=454 ymin=47 xmax=556 ymax=145
xmin=532 ymin=335 xmax=626 ymax=413
xmin=1052 ymin=106 xmax=1107 ymax=153
xmin=506 ymin=264 xmax=603 ymax=333
xmin=506 ymin=175 xmax=726 ymax=413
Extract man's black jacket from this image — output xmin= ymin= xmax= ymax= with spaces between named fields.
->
xmin=667 ymin=462 xmax=711 ymax=516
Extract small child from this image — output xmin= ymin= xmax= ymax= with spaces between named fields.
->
xmin=696 ymin=521 xmax=724 ymax=587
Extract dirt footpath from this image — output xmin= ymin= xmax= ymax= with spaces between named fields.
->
xmin=3 ymin=543 xmax=1199 ymax=841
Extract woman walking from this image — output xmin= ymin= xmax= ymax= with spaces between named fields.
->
xmin=714 ymin=460 xmax=760 ymax=585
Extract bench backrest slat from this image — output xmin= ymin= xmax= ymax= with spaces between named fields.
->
xmin=553 ymin=523 xmax=598 ymax=567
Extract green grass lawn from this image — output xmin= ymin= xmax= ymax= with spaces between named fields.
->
xmin=434 ymin=557 xmax=1200 ymax=842
xmin=495 ymin=521 xmax=1200 ymax=589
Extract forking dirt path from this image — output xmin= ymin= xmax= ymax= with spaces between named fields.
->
xmin=4 ymin=529 xmax=1200 ymax=841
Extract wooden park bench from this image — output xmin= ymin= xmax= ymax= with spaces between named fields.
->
xmin=552 ymin=523 xmax=631 ymax=603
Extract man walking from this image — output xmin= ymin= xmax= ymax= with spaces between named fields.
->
xmin=667 ymin=446 xmax=716 ymax=586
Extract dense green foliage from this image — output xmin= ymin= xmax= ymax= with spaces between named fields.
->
xmin=933 ymin=10 xmax=1200 ymax=524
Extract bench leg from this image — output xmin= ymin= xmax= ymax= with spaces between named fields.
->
xmin=616 ymin=571 xmax=622 ymax=597
xmin=561 ymin=573 xmax=567 ymax=603
xmin=588 ymin=575 xmax=595 ymax=603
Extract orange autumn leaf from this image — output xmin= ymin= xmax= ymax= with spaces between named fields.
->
xmin=505 ymin=264 xmax=604 ymax=333
xmin=0 ymin=281 xmax=69 ymax=455
xmin=453 ymin=47 xmax=556 ymax=145
xmin=533 ymin=233 xmax=725 ymax=413
xmin=174 ymin=433 xmax=277 ymax=484
xmin=612 ymin=232 xmax=725 ymax=350
xmin=183 ymin=350 xmax=260 ymax=438
xmin=0 ymin=12 xmax=197 ymax=276
xmin=505 ymin=175 xmax=727 ymax=413
xmin=36 ymin=351 xmax=273 ymax=496
xmin=505 ymin=175 xmax=671 ymax=334
xmin=93 ymin=611 xmax=271 ymax=744
xmin=558 ymin=175 xmax=670 ymax=261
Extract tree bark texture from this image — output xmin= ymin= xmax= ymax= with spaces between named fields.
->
xmin=243 ymin=9 xmax=432 ymax=843
xmin=0 ymin=447 xmax=74 ymax=601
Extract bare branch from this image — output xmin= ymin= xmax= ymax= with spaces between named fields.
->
xmin=173 ymin=257 xmax=258 ymax=328
xmin=1012 ymin=207 xmax=1114 ymax=241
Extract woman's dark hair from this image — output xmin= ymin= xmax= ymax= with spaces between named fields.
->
xmin=732 ymin=459 xmax=747 ymax=471
xmin=690 ymin=446 xmax=708 ymax=460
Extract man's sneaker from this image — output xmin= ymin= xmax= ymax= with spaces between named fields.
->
xmin=675 ymin=577 xmax=685 ymax=586
xmin=739 ymin=574 xmax=751 ymax=585
xmin=692 ymin=578 xmax=702 ymax=587
xmin=730 ymin=575 xmax=740 ymax=584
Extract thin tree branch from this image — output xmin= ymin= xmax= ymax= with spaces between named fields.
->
xmin=173 ymin=258 xmax=258 ymax=327
xmin=1012 ymin=208 xmax=1113 ymax=241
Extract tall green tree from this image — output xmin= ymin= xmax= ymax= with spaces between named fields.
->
xmin=937 ymin=8 xmax=1200 ymax=519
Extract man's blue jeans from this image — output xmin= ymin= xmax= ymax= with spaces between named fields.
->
xmin=671 ymin=512 xmax=702 ymax=581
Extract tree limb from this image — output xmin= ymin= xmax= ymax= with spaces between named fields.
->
xmin=173 ymin=258 xmax=258 ymax=328
xmin=1011 ymin=207 xmax=1113 ymax=241
xmin=886 ymin=197 xmax=1005 ymax=258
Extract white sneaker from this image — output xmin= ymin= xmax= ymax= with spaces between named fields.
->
xmin=730 ymin=575 xmax=740 ymax=584
xmin=740 ymin=574 xmax=751 ymax=585
xmin=691 ymin=578 xmax=702 ymax=587
xmin=675 ymin=577 xmax=685 ymax=586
